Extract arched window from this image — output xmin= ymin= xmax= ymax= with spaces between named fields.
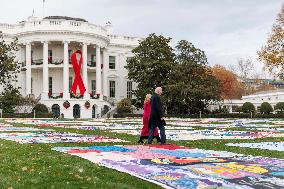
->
xmin=51 ymin=104 xmax=60 ymax=118
xmin=92 ymin=105 xmax=96 ymax=118
xmin=73 ymin=104 xmax=80 ymax=118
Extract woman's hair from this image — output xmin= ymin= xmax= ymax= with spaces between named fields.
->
xmin=144 ymin=94 xmax=151 ymax=104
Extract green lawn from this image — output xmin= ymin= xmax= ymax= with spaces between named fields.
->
xmin=0 ymin=121 xmax=283 ymax=188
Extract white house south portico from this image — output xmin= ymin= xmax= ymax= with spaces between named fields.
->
xmin=23 ymin=41 xmax=106 ymax=100
xmin=0 ymin=16 xmax=140 ymax=118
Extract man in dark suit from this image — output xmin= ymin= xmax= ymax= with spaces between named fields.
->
xmin=148 ymin=87 xmax=166 ymax=144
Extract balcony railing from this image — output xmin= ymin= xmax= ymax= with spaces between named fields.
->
xmin=88 ymin=61 xmax=103 ymax=69
xmin=21 ymin=59 xmax=64 ymax=67
xmin=88 ymin=61 xmax=96 ymax=67
xmin=49 ymin=59 xmax=63 ymax=65
xmin=70 ymin=93 xmax=83 ymax=99
xmin=32 ymin=59 xmax=43 ymax=65
xmin=21 ymin=59 xmax=102 ymax=67
xmin=90 ymin=93 xmax=100 ymax=99
xmin=49 ymin=92 xmax=63 ymax=99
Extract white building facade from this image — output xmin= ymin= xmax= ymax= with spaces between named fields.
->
xmin=0 ymin=16 xmax=140 ymax=118
xmin=212 ymin=90 xmax=284 ymax=113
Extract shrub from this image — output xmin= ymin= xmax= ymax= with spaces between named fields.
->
xmin=18 ymin=96 xmax=38 ymax=107
xmin=235 ymin=106 xmax=243 ymax=113
xmin=275 ymin=102 xmax=284 ymax=113
xmin=260 ymin=102 xmax=273 ymax=114
xmin=242 ymin=102 xmax=255 ymax=113
xmin=113 ymin=113 xmax=284 ymax=119
xmin=113 ymin=113 xmax=142 ymax=118
xmin=3 ymin=113 xmax=53 ymax=118
xmin=166 ymin=113 xmax=251 ymax=118
xmin=116 ymin=98 xmax=133 ymax=114
xmin=0 ymin=87 xmax=21 ymax=113
xmin=32 ymin=103 xmax=49 ymax=114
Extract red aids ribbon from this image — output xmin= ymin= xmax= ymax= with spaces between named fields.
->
xmin=71 ymin=50 xmax=86 ymax=96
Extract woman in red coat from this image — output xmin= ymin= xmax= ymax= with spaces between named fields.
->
xmin=138 ymin=94 xmax=161 ymax=143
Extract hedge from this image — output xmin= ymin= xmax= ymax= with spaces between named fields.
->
xmin=2 ymin=113 xmax=54 ymax=118
xmin=113 ymin=113 xmax=284 ymax=119
xmin=166 ymin=113 xmax=252 ymax=118
xmin=113 ymin=114 xmax=143 ymax=118
xmin=253 ymin=114 xmax=284 ymax=118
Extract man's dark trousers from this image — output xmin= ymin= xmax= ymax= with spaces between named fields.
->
xmin=148 ymin=122 xmax=166 ymax=144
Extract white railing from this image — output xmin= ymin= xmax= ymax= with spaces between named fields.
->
xmin=0 ymin=19 xmax=108 ymax=36
xmin=50 ymin=20 xmax=62 ymax=25
xmin=70 ymin=21 xmax=81 ymax=27
xmin=0 ymin=23 xmax=15 ymax=29
xmin=108 ymin=34 xmax=141 ymax=41
xmin=108 ymin=34 xmax=141 ymax=46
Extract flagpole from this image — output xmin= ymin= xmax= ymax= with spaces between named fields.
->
xmin=43 ymin=0 xmax=45 ymax=18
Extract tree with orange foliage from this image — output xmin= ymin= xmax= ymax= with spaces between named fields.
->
xmin=258 ymin=4 xmax=284 ymax=79
xmin=212 ymin=65 xmax=244 ymax=99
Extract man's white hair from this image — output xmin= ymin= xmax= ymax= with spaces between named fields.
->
xmin=155 ymin=87 xmax=162 ymax=94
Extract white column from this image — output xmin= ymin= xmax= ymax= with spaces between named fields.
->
xmin=96 ymin=45 xmax=102 ymax=98
xmin=82 ymin=43 xmax=89 ymax=99
xmin=42 ymin=41 xmax=49 ymax=100
xmin=25 ymin=43 xmax=31 ymax=96
xmin=229 ymin=105 xmax=233 ymax=113
xmin=102 ymin=48 xmax=108 ymax=98
xmin=63 ymin=41 xmax=70 ymax=99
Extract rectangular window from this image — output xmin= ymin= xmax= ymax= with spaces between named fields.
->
xmin=109 ymin=80 xmax=115 ymax=98
xmin=91 ymin=54 xmax=95 ymax=62
xmin=48 ymin=50 xmax=53 ymax=63
xmin=69 ymin=77 xmax=73 ymax=92
xmin=31 ymin=78 xmax=33 ymax=94
xmin=68 ymin=50 xmax=72 ymax=63
xmin=49 ymin=77 xmax=52 ymax=94
xmin=127 ymin=81 xmax=133 ymax=99
xmin=91 ymin=80 xmax=96 ymax=95
xmin=109 ymin=56 xmax=116 ymax=69
xmin=31 ymin=50 xmax=34 ymax=63
xmin=90 ymin=54 xmax=96 ymax=67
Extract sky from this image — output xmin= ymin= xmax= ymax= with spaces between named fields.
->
xmin=0 ymin=0 xmax=283 ymax=78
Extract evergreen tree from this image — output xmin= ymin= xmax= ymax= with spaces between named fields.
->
xmin=0 ymin=34 xmax=20 ymax=113
xmin=126 ymin=34 xmax=220 ymax=114
xmin=0 ymin=34 xmax=19 ymax=86
xmin=167 ymin=40 xmax=220 ymax=114
xmin=126 ymin=33 xmax=174 ymax=108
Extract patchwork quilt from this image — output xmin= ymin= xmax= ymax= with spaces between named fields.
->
xmin=110 ymin=129 xmax=284 ymax=140
xmin=0 ymin=126 xmax=53 ymax=132
xmin=0 ymin=132 xmax=128 ymax=144
xmin=53 ymin=144 xmax=284 ymax=189
xmin=226 ymin=142 xmax=284 ymax=152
